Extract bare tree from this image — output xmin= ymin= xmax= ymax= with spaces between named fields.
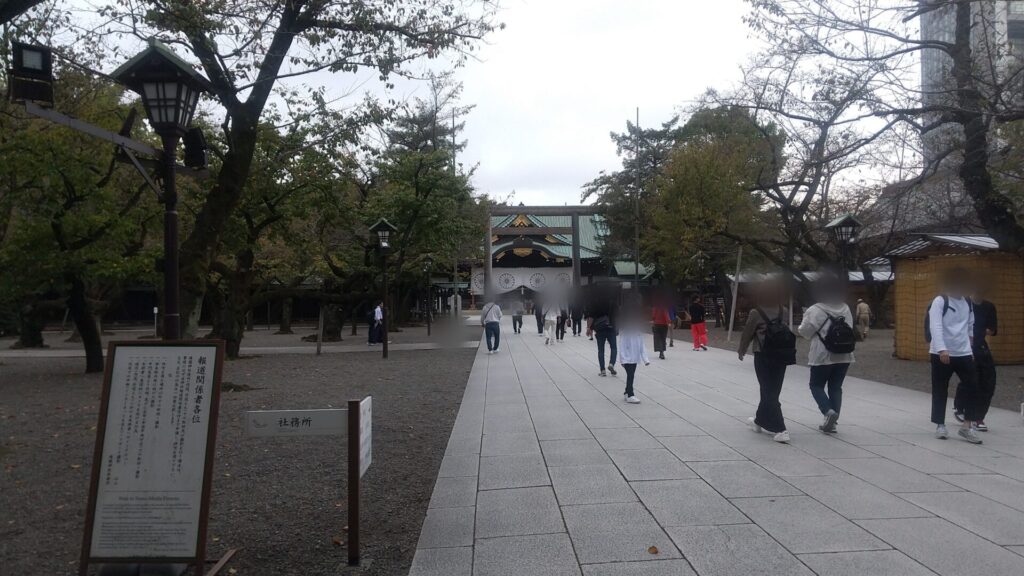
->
xmin=744 ymin=0 xmax=1024 ymax=254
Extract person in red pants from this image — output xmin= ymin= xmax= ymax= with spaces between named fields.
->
xmin=689 ymin=295 xmax=708 ymax=351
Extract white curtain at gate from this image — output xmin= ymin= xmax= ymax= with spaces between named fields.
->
xmin=471 ymin=267 xmax=574 ymax=295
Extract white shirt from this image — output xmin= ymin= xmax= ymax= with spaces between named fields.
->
xmin=798 ymin=302 xmax=855 ymax=366
xmin=928 ymin=296 xmax=973 ymax=356
xmin=617 ymin=329 xmax=650 ymax=365
xmin=481 ymin=302 xmax=503 ymax=324
xmin=374 ymin=305 xmax=383 ymax=322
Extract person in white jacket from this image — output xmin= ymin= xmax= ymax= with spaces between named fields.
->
xmin=928 ymin=267 xmax=982 ymax=444
xmin=480 ymin=299 xmax=503 ymax=354
xmin=798 ymin=276 xmax=855 ymax=434
xmin=617 ymin=306 xmax=650 ymax=404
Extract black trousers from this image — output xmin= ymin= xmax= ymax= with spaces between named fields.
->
xmin=652 ymin=324 xmax=668 ymax=353
xmin=512 ymin=315 xmax=523 ymax=333
xmin=535 ymin=313 xmax=544 ymax=334
xmin=572 ymin=316 xmax=583 ymax=335
xmin=753 ymin=353 xmax=787 ymax=433
xmin=932 ymin=354 xmax=981 ymax=424
xmin=623 ymin=363 xmax=638 ymax=397
xmin=556 ymin=315 xmax=567 ymax=340
xmin=954 ymin=347 xmax=996 ymax=420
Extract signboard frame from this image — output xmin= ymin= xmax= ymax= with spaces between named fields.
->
xmin=78 ymin=340 xmax=224 ymax=576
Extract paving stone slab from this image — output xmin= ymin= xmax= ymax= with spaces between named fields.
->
xmin=475 ymin=486 xmax=565 ymax=538
xmin=856 ymin=517 xmax=1024 ymax=576
xmin=562 ymin=502 xmax=681 ymax=564
xmin=784 ymin=474 xmax=932 ymax=520
xmin=957 ymin=454 xmax=1024 ymax=482
xmin=578 ymin=410 xmax=642 ymax=429
xmin=473 ymin=533 xmax=582 ymax=576
xmin=478 ymin=454 xmax=550 ymax=490
xmin=667 ymin=524 xmax=815 ymax=576
xmin=438 ymin=453 xmax=479 ymax=478
xmin=731 ymin=495 xmax=890 ymax=554
xmin=934 ymin=473 xmax=1024 ymax=512
xmin=736 ymin=444 xmax=842 ymax=477
xmin=541 ymin=438 xmax=612 ymax=466
xmin=481 ymin=432 xmax=541 ymax=456
xmin=689 ymin=460 xmax=802 ymax=498
xmin=549 ymin=464 xmax=638 ymax=505
xmin=796 ymin=550 xmax=936 ymax=576
xmin=898 ymin=491 xmax=1024 ymax=545
xmin=632 ymin=417 xmax=705 ymax=437
xmin=428 ymin=475 xmax=477 ymax=509
xmin=408 ymin=546 xmax=473 ymax=576
xmin=591 ymin=427 xmax=662 ymax=450
xmin=790 ymin=433 xmax=878 ymax=459
xmin=864 ymin=444 xmax=981 ymax=475
xmin=416 ymin=506 xmax=475 ymax=549
xmin=607 ymin=449 xmax=696 ymax=481
xmin=631 ymin=479 xmax=747 ymax=527
xmin=658 ymin=435 xmax=746 ymax=462
xmin=1010 ymin=546 xmax=1024 ymax=558
xmin=827 ymin=458 xmax=960 ymax=493
xmin=581 ymin=560 xmax=696 ymax=576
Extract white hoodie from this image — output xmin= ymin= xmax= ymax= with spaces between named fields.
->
xmin=798 ymin=302 xmax=855 ymax=366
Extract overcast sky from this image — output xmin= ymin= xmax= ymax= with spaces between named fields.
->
xmin=425 ymin=0 xmax=763 ymax=205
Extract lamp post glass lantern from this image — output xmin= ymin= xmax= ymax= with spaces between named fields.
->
xmin=111 ymin=38 xmax=212 ymax=340
xmin=825 ymin=213 xmax=862 ymax=272
xmin=369 ymin=219 xmax=399 ymax=358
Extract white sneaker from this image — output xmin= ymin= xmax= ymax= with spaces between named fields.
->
xmin=493 ymin=348 xmax=499 ymax=354
xmin=747 ymin=417 xmax=762 ymax=433
xmin=773 ymin=431 xmax=791 ymax=443
xmin=935 ymin=424 xmax=948 ymax=439
xmin=625 ymin=396 xmax=641 ymax=404
xmin=958 ymin=426 xmax=983 ymax=444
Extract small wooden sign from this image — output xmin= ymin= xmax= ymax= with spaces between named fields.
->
xmin=357 ymin=398 xmax=372 ymax=478
xmin=246 ymin=409 xmax=347 ymax=437
xmin=79 ymin=341 xmax=224 ymax=576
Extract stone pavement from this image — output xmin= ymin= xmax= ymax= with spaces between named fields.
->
xmin=409 ymin=317 xmax=1024 ymax=576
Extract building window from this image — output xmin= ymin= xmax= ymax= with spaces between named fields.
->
xmin=1011 ymin=1 xmax=1024 ymax=15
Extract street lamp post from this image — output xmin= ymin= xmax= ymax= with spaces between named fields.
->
xmin=423 ymin=255 xmax=434 ymax=337
xmin=370 ymin=219 xmax=399 ymax=359
xmin=825 ymin=213 xmax=863 ymax=277
xmin=112 ymin=38 xmax=211 ymax=340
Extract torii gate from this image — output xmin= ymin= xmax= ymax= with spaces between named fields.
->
xmin=486 ymin=205 xmax=602 ymax=297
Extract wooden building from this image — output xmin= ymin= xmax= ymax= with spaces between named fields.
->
xmin=879 ymin=234 xmax=1023 ymax=364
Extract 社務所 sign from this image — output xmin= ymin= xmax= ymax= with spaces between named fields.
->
xmin=246 ymin=409 xmax=347 ymax=437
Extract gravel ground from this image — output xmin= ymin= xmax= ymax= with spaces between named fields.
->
xmin=0 ymin=341 xmax=478 ymax=575
xmin=703 ymin=326 xmax=1024 ymax=412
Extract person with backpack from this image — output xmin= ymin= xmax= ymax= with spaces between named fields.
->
xmin=954 ymin=280 xmax=998 ymax=431
xmin=798 ymin=275 xmax=856 ymax=434
xmin=927 ymin=268 xmax=983 ymax=444
xmin=480 ymin=299 xmax=503 ymax=354
xmin=738 ymin=283 xmax=795 ymax=443
xmin=586 ymin=291 xmax=619 ymax=377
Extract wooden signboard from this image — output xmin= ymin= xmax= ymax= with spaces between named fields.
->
xmin=79 ymin=341 xmax=224 ymax=576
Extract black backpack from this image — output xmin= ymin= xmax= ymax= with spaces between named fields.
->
xmin=924 ymin=296 xmax=972 ymax=343
xmin=756 ymin=307 xmax=796 ymax=365
xmin=817 ymin=310 xmax=856 ymax=354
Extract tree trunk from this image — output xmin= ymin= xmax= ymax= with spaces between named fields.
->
xmin=322 ymin=304 xmax=343 ymax=341
xmin=275 ymin=298 xmax=294 ymax=334
xmin=350 ymin=306 xmax=359 ymax=336
xmin=66 ymin=277 xmax=104 ymax=373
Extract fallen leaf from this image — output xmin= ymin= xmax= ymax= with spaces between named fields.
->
xmin=212 ymin=536 xmax=220 ymax=543
xmin=70 ymin=464 xmax=81 ymax=470
xmin=647 ymin=546 xmax=659 ymax=555
xmin=331 ymin=536 xmax=345 ymax=546
xmin=342 ymin=525 xmax=348 ymax=532
xmin=228 ymin=569 xmax=237 ymax=575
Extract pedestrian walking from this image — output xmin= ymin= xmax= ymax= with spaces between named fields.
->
xmin=512 ymin=299 xmax=524 ymax=334
xmin=586 ymin=293 xmax=618 ymax=377
xmin=651 ymin=299 xmax=670 ymax=360
xmin=368 ymin=300 xmax=384 ymax=345
xmin=954 ymin=281 xmax=998 ymax=431
xmin=618 ymin=306 xmax=650 ymax=404
xmin=689 ymin=296 xmax=709 ymax=351
xmin=798 ymin=276 xmax=856 ymax=434
xmin=542 ymin=302 xmax=558 ymax=345
xmin=855 ymin=298 xmax=872 ymax=340
xmin=570 ymin=302 xmax=584 ymax=336
xmin=738 ymin=283 xmax=796 ymax=443
xmin=534 ymin=297 xmax=545 ymax=336
xmin=928 ymin=268 xmax=984 ymax=444
xmin=556 ymin=304 xmax=569 ymax=342
xmin=481 ymin=299 xmax=503 ymax=354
